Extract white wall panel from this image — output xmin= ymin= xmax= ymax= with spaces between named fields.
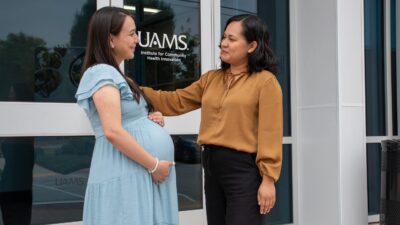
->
xmin=296 ymin=0 xmax=338 ymax=108
xmin=337 ymin=1 xmax=367 ymax=224
xmin=338 ymin=0 xmax=365 ymax=104
xmin=298 ymin=106 xmax=340 ymax=225
xmin=340 ymin=107 xmax=367 ymax=225
xmin=293 ymin=0 xmax=367 ymax=224
xmin=0 ymin=103 xmax=92 ymax=137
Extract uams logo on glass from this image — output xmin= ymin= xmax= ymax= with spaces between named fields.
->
xmin=138 ymin=31 xmax=188 ymax=50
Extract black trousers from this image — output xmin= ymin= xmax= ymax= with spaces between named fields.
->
xmin=202 ymin=145 xmax=264 ymax=225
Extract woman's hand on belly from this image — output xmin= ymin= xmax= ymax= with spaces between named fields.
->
xmin=151 ymin=160 xmax=175 ymax=183
xmin=148 ymin=111 xmax=165 ymax=127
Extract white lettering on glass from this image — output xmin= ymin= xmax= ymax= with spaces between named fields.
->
xmin=138 ymin=31 xmax=188 ymax=50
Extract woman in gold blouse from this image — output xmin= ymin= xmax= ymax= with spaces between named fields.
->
xmin=143 ymin=14 xmax=283 ymax=225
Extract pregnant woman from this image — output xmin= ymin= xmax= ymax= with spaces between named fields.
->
xmin=75 ymin=7 xmax=178 ymax=225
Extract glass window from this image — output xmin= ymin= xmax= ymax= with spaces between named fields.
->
xmin=265 ymin=144 xmax=293 ymax=225
xmin=391 ymin=0 xmax=397 ymax=135
xmin=364 ymin=0 xmax=386 ymax=136
xmin=221 ymin=0 xmax=291 ymax=137
xmin=221 ymin=0 xmax=257 ymax=22
xmin=123 ymin=0 xmax=201 ymax=90
xmin=0 ymin=136 xmax=94 ymax=224
xmin=0 ymin=0 xmax=96 ymax=102
xmin=366 ymin=143 xmax=381 ymax=215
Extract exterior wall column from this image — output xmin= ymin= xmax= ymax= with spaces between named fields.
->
xmin=291 ymin=0 xmax=367 ymax=224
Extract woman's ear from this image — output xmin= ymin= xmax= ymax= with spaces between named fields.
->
xmin=109 ymin=34 xmax=115 ymax=49
xmin=248 ymin=41 xmax=258 ymax=54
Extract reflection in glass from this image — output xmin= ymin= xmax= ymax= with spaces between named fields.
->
xmin=364 ymin=0 xmax=386 ymax=136
xmin=123 ymin=0 xmax=201 ymax=90
xmin=258 ymin=0 xmax=291 ymax=137
xmin=367 ymin=143 xmax=381 ymax=215
xmin=220 ymin=0 xmax=291 ymax=137
xmin=0 ymin=136 xmax=94 ymax=225
xmin=31 ymin=136 xmax=94 ymax=225
xmin=172 ymin=135 xmax=203 ymax=211
xmin=0 ymin=137 xmax=34 ymax=225
xmin=221 ymin=0 xmax=257 ymax=23
xmin=0 ymin=0 xmax=96 ymax=102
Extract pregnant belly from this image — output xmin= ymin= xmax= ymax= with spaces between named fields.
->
xmin=130 ymin=118 xmax=174 ymax=161
xmin=87 ymin=118 xmax=174 ymax=182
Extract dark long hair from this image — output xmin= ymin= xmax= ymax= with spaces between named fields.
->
xmin=221 ymin=14 xmax=278 ymax=75
xmin=81 ymin=6 xmax=153 ymax=111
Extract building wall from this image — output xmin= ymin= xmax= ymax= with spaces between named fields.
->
xmin=0 ymin=0 xmax=398 ymax=224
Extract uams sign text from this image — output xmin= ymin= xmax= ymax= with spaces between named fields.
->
xmin=138 ymin=31 xmax=188 ymax=50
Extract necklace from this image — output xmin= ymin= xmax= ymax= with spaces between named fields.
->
xmin=226 ymin=69 xmax=247 ymax=76
xmin=224 ymin=70 xmax=247 ymax=89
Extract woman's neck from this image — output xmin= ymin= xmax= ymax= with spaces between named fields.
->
xmin=229 ymin=63 xmax=248 ymax=75
xmin=116 ymin=59 xmax=124 ymax=66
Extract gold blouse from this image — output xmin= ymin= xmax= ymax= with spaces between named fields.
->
xmin=142 ymin=69 xmax=283 ymax=181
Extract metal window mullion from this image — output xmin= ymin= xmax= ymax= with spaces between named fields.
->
xmin=289 ymin=0 xmax=299 ymax=224
xmin=368 ymin=215 xmax=379 ymax=223
xmin=385 ymin=0 xmax=393 ymax=138
xmin=110 ymin=0 xmax=123 ymax=7
xmin=201 ymin=0 xmax=215 ymax=73
xmin=366 ymin=136 xmax=392 ymax=143
xmin=97 ymin=0 xmax=109 ymax=9
xmin=213 ymin=0 xmax=221 ymax=69
xmin=397 ymin=0 xmax=400 ymax=136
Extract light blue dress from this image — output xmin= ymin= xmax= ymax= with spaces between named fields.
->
xmin=75 ymin=64 xmax=179 ymax=225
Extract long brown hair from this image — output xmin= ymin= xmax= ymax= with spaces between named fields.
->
xmin=81 ymin=6 xmax=153 ymax=112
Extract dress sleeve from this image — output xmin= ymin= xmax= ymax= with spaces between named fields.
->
xmin=75 ymin=64 xmax=133 ymax=111
xmin=256 ymin=77 xmax=283 ymax=182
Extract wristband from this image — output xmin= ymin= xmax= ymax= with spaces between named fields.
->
xmin=148 ymin=158 xmax=159 ymax=174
